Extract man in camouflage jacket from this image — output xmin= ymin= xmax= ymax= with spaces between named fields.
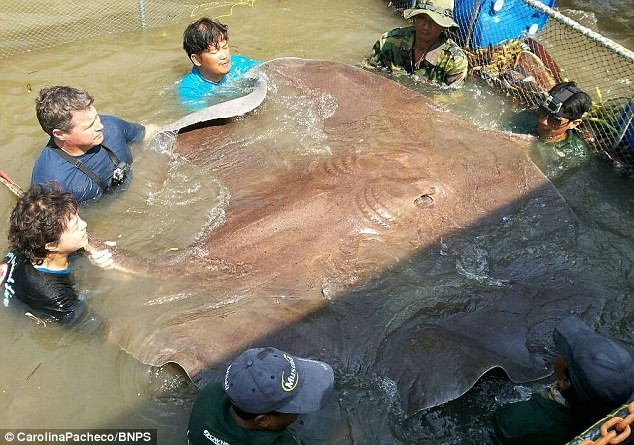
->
xmin=365 ymin=0 xmax=468 ymax=87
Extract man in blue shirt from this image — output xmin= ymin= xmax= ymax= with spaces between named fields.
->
xmin=31 ymin=86 xmax=148 ymax=203
xmin=178 ymin=17 xmax=261 ymax=112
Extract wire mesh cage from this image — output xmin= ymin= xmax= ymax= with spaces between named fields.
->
xmin=1 ymin=1 xmax=181 ymax=58
xmin=0 ymin=0 xmax=249 ymax=59
xmin=456 ymin=0 xmax=634 ymax=173
xmin=394 ymin=0 xmax=634 ymax=174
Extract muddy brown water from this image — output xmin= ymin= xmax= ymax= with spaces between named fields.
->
xmin=1 ymin=0 xmax=632 ymax=444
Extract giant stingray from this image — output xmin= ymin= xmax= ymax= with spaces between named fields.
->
xmin=98 ymin=58 xmax=599 ymax=415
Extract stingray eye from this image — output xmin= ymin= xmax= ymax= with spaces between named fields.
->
xmin=414 ymin=194 xmax=435 ymax=209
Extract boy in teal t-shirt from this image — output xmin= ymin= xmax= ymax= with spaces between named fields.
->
xmin=178 ymin=17 xmax=261 ymax=112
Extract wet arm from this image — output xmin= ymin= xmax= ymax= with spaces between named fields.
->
xmin=442 ymin=53 xmax=468 ymax=87
xmin=364 ymin=36 xmax=389 ymax=69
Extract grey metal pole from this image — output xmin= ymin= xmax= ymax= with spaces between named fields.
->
xmin=139 ymin=0 xmax=147 ymax=30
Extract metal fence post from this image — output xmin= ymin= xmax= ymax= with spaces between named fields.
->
xmin=139 ymin=0 xmax=147 ymax=29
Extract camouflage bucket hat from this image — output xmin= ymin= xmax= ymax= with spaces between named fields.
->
xmin=404 ymin=0 xmax=459 ymax=28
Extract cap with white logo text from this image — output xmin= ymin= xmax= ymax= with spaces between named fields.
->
xmin=224 ymin=347 xmax=334 ymax=414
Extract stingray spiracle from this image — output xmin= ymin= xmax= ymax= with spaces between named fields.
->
xmin=414 ymin=187 xmax=436 ymax=209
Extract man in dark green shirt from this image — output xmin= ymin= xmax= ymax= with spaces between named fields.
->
xmin=530 ymin=81 xmax=593 ymax=182
xmin=493 ymin=316 xmax=634 ymax=445
xmin=187 ymin=347 xmax=334 ymax=445
xmin=536 ymin=81 xmax=591 ymax=146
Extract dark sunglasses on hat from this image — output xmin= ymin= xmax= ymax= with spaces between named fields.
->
xmin=539 ymin=85 xmax=581 ymax=116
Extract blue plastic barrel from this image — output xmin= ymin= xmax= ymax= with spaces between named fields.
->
xmin=454 ymin=0 xmax=556 ymax=48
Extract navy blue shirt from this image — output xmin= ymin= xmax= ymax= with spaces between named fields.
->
xmin=31 ymin=114 xmax=144 ymax=203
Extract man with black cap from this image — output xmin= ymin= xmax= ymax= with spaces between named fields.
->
xmin=187 ymin=347 xmax=334 ymax=445
xmin=364 ymin=0 xmax=468 ymax=87
xmin=493 ymin=316 xmax=634 ymax=445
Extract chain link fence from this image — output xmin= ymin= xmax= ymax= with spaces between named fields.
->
xmin=0 ymin=0 xmax=255 ymax=59
xmin=1 ymin=0 xmax=175 ymax=57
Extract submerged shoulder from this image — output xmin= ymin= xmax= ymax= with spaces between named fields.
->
xmin=231 ymin=54 xmax=261 ymax=66
xmin=383 ymin=26 xmax=415 ymax=41
xmin=178 ymin=69 xmax=205 ymax=91
xmin=193 ymin=382 xmax=226 ymax=408
xmin=32 ymin=145 xmax=69 ymax=178
xmin=387 ymin=26 xmax=415 ymax=37
xmin=99 ymin=114 xmax=128 ymax=129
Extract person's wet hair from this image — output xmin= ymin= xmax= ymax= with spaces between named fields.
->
xmin=548 ymin=81 xmax=591 ymax=120
xmin=35 ymin=86 xmax=94 ymax=136
xmin=9 ymin=182 xmax=78 ymax=265
xmin=183 ymin=18 xmax=229 ymax=58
